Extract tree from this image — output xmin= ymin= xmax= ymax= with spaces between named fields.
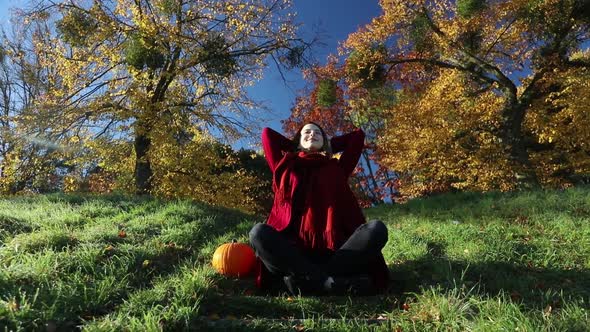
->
xmin=0 ymin=20 xmax=78 ymax=194
xmin=337 ymin=0 xmax=590 ymax=195
xmin=0 ymin=43 xmax=17 ymax=190
xmin=23 ymin=0 xmax=307 ymax=194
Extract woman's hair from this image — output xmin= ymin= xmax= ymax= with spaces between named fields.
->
xmin=292 ymin=122 xmax=332 ymax=156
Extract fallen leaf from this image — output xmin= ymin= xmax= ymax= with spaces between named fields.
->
xmin=118 ymin=230 xmax=127 ymax=238
xmin=142 ymin=260 xmax=151 ymax=268
xmin=402 ymin=303 xmax=410 ymax=311
xmin=543 ymin=305 xmax=552 ymax=317
xmin=7 ymin=300 xmax=19 ymax=312
xmin=293 ymin=324 xmax=305 ymax=332
xmin=510 ymin=291 xmax=521 ymax=301
xmin=534 ymin=282 xmax=546 ymax=290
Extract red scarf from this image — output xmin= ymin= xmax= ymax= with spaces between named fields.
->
xmin=273 ymin=151 xmax=339 ymax=250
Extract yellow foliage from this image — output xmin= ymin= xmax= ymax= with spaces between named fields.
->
xmin=525 ymin=67 xmax=590 ymax=187
xmin=62 ymin=175 xmax=81 ymax=193
xmin=378 ymin=68 xmax=515 ymax=197
xmin=0 ymin=150 xmax=21 ymax=194
xmin=20 ymin=0 xmax=297 ymax=208
xmin=337 ymin=0 xmax=590 ymax=197
xmin=148 ymin=126 xmax=268 ymax=213
xmin=82 ymin=139 xmax=135 ymax=193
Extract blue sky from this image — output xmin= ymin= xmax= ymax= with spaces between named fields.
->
xmin=0 ymin=0 xmax=382 ymax=147
xmin=0 ymin=0 xmax=24 ymax=24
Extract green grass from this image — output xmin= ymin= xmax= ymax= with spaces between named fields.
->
xmin=1 ymin=188 xmax=589 ymax=331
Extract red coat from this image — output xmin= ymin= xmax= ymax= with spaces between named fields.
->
xmin=255 ymin=127 xmax=389 ymax=290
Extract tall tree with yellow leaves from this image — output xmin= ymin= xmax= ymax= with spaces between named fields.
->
xmin=22 ymin=0 xmax=307 ymax=194
xmin=336 ymin=0 xmax=590 ymax=195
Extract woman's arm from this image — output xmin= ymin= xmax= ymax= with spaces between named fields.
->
xmin=330 ymin=129 xmax=366 ymax=177
xmin=262 ymin=127 xmax=294 ymax=171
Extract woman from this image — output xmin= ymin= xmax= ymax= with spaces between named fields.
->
xmin=249 ymin=123 xmax=389 ymax=295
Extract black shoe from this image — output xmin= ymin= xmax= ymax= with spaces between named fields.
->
xmin=331 ymin=275 xmax=375 ymax=295
xmin=283 ymin=275 xmax=325 ymax=296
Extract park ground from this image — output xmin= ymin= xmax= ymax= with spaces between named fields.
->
xmin=1 ymin=187 xmax=589 ymax=331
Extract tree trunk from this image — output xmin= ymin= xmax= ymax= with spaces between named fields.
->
xmin=134 ymin=124 xmax=153 ymax=195
xmin=361 ymin=150 xmax=382 ymax=204
xmin=499 ymin=97 xmax=540 ymax=189
xmin=383 ymin=170 xmax=398 ymax=202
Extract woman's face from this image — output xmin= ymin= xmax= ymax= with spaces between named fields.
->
xmin=299 ymin=123 xmax=324 ymax=152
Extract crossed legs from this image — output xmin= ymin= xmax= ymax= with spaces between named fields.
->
xmin=249 ymin=220 xmax=388 ymax=292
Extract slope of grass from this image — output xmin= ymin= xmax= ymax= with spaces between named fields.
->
xmin=0 ymin=187 xmax=589 ymax=331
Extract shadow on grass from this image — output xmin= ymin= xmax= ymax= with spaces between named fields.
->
xmin=0 ymin=194 xmax=263 ymax=331
xmin=389 ymin=241 xmax=590 ymax=311
xmin=0 ymin=214 xmax=35 ymax=240
xmin=92 ymin=196 xmax=262 ymax=302
xmin=197 ymin=233 xmax=590 ymax=327
xmin=199 ymin=275 xmax=400 ymax=321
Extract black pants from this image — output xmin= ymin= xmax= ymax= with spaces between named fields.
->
xmin=249 ymin=220 xmax=388 ymax=281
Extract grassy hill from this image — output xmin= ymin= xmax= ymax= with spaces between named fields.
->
xmin=0 ymin=188 xmax=589 ymax=331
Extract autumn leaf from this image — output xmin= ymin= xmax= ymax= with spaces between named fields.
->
xmin=534 ymin=282 xmax=546 ymax=290
xmin=7 ymin=300 xmax=19 ymax=312
xmin=293 ymin=324 xmax=306 ymax=332
xmin=208 ymin=313 xmax=220 ymax=320
xmin=543 ymin=305 xmax=553 ymax=318
xmin=510 ymin=291 xmax=522 ymax=301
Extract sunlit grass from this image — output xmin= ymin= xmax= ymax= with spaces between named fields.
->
xmin=0 ymin=187 xmax=589 ymax=331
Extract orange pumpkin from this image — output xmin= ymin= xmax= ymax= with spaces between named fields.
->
xmin=212 ymin=239 xmax=256 ymax=277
